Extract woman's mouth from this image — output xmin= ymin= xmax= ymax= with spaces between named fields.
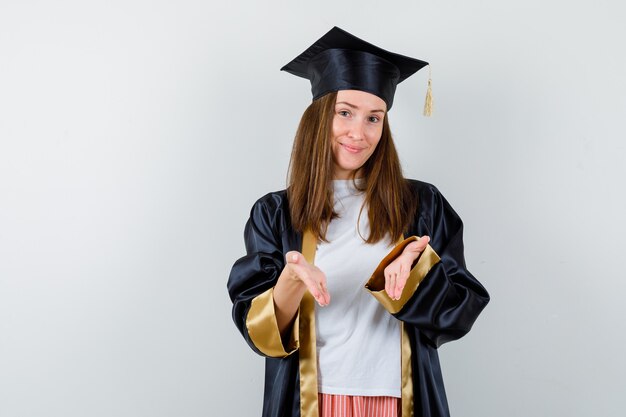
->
xmin=340 ymin=143 xmax=364 ymax=154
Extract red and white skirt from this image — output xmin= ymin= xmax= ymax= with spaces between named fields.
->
xmin=318 ymin=393 xmax=401 ymax=417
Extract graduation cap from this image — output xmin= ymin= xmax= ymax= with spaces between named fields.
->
xmin=281 ymin=26 xmax=433 ymax=114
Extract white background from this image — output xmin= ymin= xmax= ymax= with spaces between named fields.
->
xmin=1 ymin=1 xmax=625 ymax=416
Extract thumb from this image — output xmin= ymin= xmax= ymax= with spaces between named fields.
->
xmin=285 ymin=251 xmax=302 ymax=264
xmin=414 ymin=236 xmax=430 ymax=251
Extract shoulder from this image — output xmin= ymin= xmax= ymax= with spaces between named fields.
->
xmin=253 ymin=190 xmax=287 ymax=207
xmin=406 ymin=179 xmax=445 ymax=203
xmin=250 ymin=189 xmax=289 ymax=213
xmin=406 ymin=179 xmax=439 ymax=194
xmin=247 ymin=189 xmax=291 ymax=232
xmin=405 ymin=179 xmax=462 ymax=228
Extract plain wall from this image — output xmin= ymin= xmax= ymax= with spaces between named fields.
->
xmin=1 ymin=1 xmax=625 ymax=416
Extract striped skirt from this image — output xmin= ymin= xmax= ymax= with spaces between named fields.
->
xmin=318 ymin=393 xmax=401 ymax=417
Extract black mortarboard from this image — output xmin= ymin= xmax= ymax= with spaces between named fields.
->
xmin=281 ymin=26 xmax=429 ymax=111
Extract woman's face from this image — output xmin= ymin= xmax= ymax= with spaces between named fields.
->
xmin=331 ymin=89 xmax=386 ymax=180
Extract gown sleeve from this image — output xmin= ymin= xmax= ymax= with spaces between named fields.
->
xmin=365 ymin=183 xmax=490 ymax=347
xmin=227 ymin=195 xmax=300 ymax=358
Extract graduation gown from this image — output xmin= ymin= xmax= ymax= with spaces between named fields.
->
xmin=227 ymin=180 xmax=490 ymax=417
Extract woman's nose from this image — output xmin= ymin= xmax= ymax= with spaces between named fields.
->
xmin=347 ymin=120 xmax=365 ymax=140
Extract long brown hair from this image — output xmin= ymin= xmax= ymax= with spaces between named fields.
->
xmin=287 ymin=92 xmax=417 ymax=243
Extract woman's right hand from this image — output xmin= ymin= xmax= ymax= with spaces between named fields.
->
xmin=284 ymin=251 xmax=331 ymax=307
xmin=273 ymin=251 xmax=330 ymax=335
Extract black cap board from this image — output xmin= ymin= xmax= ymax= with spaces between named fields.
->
xmin=281 ymin=26 xmax=429 ymax=110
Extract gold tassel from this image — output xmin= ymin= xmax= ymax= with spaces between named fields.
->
xmin=423 ymin=66 xmax=433 ymax=117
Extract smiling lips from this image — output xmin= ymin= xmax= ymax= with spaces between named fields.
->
xmin=340 ymin=142 xmax=365 ymax=153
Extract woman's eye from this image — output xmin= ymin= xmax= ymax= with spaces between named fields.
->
xmin=338 ymin=110 xmax=350 ymax=117
xmin=369 ymin=116 xmax=380 ymax=123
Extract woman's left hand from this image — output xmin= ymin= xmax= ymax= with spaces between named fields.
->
xmin=384 ymin=236 xmax=430 ymax=300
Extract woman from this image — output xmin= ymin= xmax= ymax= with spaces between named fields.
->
xmin=227 ymin=27 xmax=489 ymax=417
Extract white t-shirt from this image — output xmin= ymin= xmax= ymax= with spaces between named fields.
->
xmin=314 ymin=179 xmax=401 ymax=397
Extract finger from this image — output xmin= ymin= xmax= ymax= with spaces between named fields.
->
xmin=313 ymin=280 xmax=330 ymax=306
xmin=406 ymin=241 xmax=421 ymax=251
xmin=317 ymin=280 xmax=331 ymax=306
xmin=397 ymin=260 xmax=414 ymax=296
xmin=395 ymin=272 xmax=408 ymax=300
xmin=312 ymin=267 xmax=330 ymax=299
xmin=387 ymin=272 xmax=397 ymax=299
xmin=285 ymin=251 xmax=301 ymax=264
xmin=295 ymin=266 xmax=329 ymax=306
xmin=405 ymin=238 xmax=427 ymax=254
xmin=393 ymin=272 xmax=400 ymax=300
xmin=414 ymin=236 xmax=430 ymax=252
xmin=383 ymin=266 xmax=389 ymax=291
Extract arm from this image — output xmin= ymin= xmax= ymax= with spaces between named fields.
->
xmin=227 ymin=195 xmax=329 ymax=357
xmin=366 ymin=184 xmax=490 ymax=347
xmin=227 ymin=196 xmax=299 ymax=358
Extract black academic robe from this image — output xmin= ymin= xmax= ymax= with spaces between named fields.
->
xmin=227 ymin=179 xmax=490 ymax=417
